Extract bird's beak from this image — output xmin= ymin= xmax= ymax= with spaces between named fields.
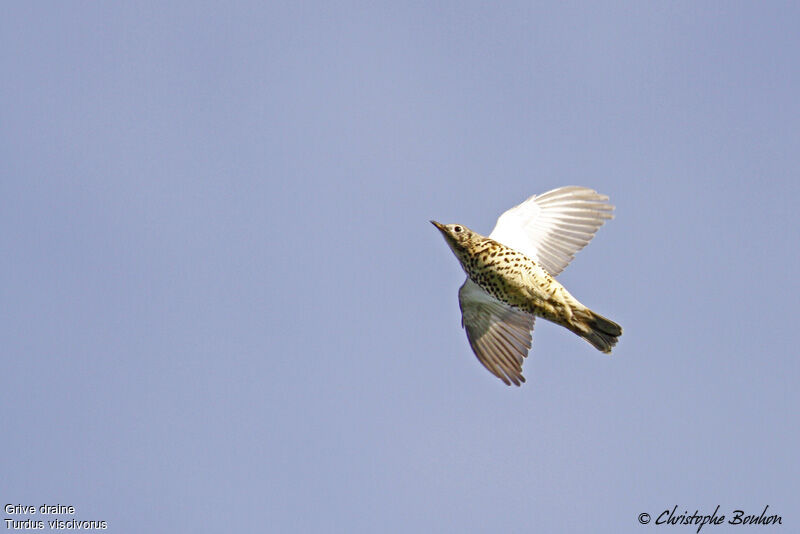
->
xmin=431 ymin=220 xmax=459 ymax=251
xmin=430 ymin=220 xmax=445 ymax=232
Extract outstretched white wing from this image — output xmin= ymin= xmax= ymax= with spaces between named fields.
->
xmin=489 ymin=186 xmax=614 ymax=277
xmin=458 ymin=279 xmax=535 ymax=386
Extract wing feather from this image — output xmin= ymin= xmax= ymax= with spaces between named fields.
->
xmin=458 ymin=279 xmax=535 ymax=386
xmin=489 ymin=186 xmax=614 ymax=276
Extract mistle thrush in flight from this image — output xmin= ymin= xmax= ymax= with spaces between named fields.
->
xmin=432 ymin=186 xmax=622 ymax=386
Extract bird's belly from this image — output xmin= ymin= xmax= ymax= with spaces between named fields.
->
xmin=470 ymin=262 xmax=568 ymax=321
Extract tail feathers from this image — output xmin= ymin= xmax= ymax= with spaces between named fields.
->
xmin=572 ymin=308 xmax=622 ymax=353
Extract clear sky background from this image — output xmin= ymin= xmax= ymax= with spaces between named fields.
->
xmin=2 ymin=2 xmax=798 ymax=533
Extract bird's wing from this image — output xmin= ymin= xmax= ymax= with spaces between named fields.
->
xmin=489 ymin=186 xmax=614 ymax=277
xmin=458 ymin=279 xmax=535 ymax=386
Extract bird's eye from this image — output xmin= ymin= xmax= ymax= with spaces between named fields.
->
xmin=454 ymin=226 xmax=463 ymax=233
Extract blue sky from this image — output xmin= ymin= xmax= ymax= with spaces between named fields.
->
xmin=2 ymin=2 xmax=798 ymax=532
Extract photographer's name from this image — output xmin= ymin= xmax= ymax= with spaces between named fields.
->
xmin=645 ymin=505 xmax=781 ymax=532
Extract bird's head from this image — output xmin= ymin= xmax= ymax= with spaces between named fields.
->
xmin=430 ymin=221 xmax=480 ymax=258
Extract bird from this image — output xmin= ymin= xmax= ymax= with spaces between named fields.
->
xmin=431 ymin=186 xmax=622 ymax=386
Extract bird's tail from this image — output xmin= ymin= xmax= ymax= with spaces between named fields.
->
xmin=570 ymin=307 xmax=622 ymax=354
